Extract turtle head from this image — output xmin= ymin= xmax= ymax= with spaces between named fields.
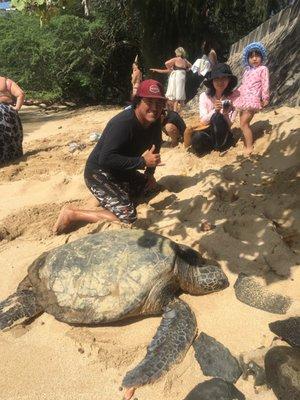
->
xmin=174 ymin=244 xmax=229 ymax=295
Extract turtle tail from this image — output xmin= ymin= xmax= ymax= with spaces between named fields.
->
xmin=122 ymin=298 xmax=197 ymax=389
xmin=0 ymin=287 xmax=43 ymax=331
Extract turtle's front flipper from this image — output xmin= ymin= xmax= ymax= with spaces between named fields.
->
xmin=122 ymin=299 xmax=197 ymax=394
xmin=0 ymin=287 xmax=43 ymax=331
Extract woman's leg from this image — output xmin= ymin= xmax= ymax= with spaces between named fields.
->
xmin=210 ymin=113 xmax=233 ymax=150
xmin=239 ymin=110 xmax=255 ymax=154
xmin=166 ymin=100 xmax=174 ymax=111
xmin=190 ymin=131 xmax=213 ymax=154
xmin=173 ymin=100 xmax=179 ymax=112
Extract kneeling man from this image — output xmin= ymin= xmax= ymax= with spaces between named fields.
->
xmin=53 ymin=79 xmax=166 ymax=234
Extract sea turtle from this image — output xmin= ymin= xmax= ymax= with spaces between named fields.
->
xmin=0 ymin=229 xmax=229 ymax=399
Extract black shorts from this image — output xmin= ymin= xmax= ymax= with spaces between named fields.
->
xmin=84 ymin=168 xmax=147 ymax=224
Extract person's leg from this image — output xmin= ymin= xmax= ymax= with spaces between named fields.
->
xmin=85 ymin=195 xmax=100 ymax=208
xmin=52 ymin=205 xmax=118 ymax=234
xmin=210 ymin=112 xmax=232 ymax=150
xmin=173 ymin=100 xmax=179 ymax=112
xmin=239 ymin=110 xmax=255 ymax=154
xmin=164 ymin=123 xmax=180 ymax=146
xmin=53 ymin=170 xmax=136 ymax=234
xmin=166 ymin=100 xmax=174 ymax=111
xmin=190 ymin=131 xmax=213 ymax=154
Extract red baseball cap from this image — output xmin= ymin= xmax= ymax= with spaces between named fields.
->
xmin=136 ymin=79 xmax=166 ymax=100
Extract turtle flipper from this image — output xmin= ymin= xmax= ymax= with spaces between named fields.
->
xmin=122 ymin=298 xmax=197 ymax=389
xmin=234 ymin=273 xmax=292 ymax=314
xmin=0 ymin=289 xmax=43 ymax=331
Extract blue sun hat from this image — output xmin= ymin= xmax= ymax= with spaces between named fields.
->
xmin=242 ymin=42 xmax=267 ymax=67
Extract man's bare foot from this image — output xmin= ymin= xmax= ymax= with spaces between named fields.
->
xmin=52 ymin=205 xmax=75 ymax=235
xmin=244 ymin=146 xmax=254 ymax=156
xmin=123 ymin=387 xmax=136 ymax=400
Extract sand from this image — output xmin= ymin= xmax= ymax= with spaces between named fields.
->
xmin=0 ymin=104 xmax=299 ymax=400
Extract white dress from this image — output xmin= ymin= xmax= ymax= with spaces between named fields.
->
xmin=166 ymin=68 xmax=186 ymax=101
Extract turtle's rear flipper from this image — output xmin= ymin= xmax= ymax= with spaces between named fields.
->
xmin=122 ymin=299 xmax=197 ymax=389
xmin=0 ymin=289 xmax=43 ymax=331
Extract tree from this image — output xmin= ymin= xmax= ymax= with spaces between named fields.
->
xmin=12 ymin=0 xmax=78 ymax=25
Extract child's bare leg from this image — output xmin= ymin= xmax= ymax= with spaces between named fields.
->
xmin=53 ymin=205 xmax=118 ymax=234
xmin=240 ymin=110 xmax=255 ymax=154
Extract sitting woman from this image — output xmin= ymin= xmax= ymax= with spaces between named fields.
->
xmin=184 ymin=63 xmax=238 ymax=154
xmin=0 ymin=75 xmax=25 ymax=165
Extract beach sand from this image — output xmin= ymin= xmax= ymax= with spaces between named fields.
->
xmin=0 ymin=104 xmax=299 ymax=399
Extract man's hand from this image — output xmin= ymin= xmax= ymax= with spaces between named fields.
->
xmin=261 ymin=99 xmax=269 ymax=108
xmin=142 ymin=145 xmax=161 ymax=168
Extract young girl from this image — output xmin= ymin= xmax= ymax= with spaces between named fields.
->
xmin=234 ymin=42 xmax=269 ymax=155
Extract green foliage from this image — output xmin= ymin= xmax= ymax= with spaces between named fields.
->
xmin=2 ymin=0 xmax=290 ymax=104
xmin=0 ymin=11 xmax=139 ymax=103
xmin=11 ymin=0 xmax=76 ymax=26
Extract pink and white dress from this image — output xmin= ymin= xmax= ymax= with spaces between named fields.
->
xmin=234 ymin=65 xmax=269 ymax=111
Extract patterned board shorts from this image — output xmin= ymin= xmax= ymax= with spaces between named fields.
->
xmin=0 ymin=104 xmax=23 ymax=165
xmin=84 ymin=168 xmax=147 ymax=224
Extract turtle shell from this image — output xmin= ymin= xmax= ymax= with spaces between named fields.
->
xmin=28 ymin=229 xmax=177 ymax=324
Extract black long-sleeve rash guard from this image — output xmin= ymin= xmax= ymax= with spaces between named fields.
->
xmin=86 ymin=108 xmax=162 ymax=181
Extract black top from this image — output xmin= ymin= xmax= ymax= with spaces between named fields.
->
xmin=162 ymin=111 xmax=186 ymax=137
xmin=86 ymin=108 xmax=162 ymax=181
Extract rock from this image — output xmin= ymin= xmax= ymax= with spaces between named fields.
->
xmin=183 ymin=378 xmax=245 ymax=400
xmin=200 ymin=220 xmax=216 ymax=232
xmin=64 ymin=101 xmax=76 ymax=107
xmin=193 ymin=332 xmax=242 ymax=383
xmin=89 ymin=132 xmax=102 ymax=142
xmin=239 ymin=346 xmax=268 ymax=386
xmin=265 ymin=346 xmax=300 ymax=400
xmin=68 ymin=142 xmax=86 ymax=153
xmin=269 ymin=317 xmax=300 ymax=347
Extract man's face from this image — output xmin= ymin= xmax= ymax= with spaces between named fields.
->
xmin=136 ymin=97 xmax=166 ymax=125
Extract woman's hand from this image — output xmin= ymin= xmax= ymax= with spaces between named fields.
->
xmin=261 ymin=99 xmax=269 ymax=108
xmin=214 ymin=99 xmax=222 ymax=112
